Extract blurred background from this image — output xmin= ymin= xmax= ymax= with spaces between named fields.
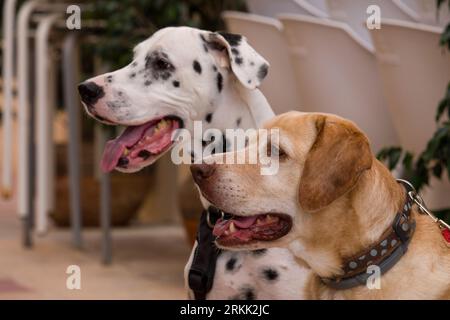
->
xmin=0 ymin=0 xmax=449 ymax=299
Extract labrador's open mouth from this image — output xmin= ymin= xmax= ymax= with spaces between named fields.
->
xmin=212 ymin=210 xmax=292 ymax=247
xmin=101 ymin=116 xmax=183 ymax=172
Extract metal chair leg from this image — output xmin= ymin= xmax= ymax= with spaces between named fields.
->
xmin=63 ymin=33 xmax=83 ymax=249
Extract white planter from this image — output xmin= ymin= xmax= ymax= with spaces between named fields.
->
xmin=370 ymin=19 xmax=450 ymax=210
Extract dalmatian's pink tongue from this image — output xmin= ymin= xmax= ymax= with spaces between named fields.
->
xmin=101 ymin=118 xmax=178 ymax=172
xmin=101 ymin=124 xmax=150 ymax=172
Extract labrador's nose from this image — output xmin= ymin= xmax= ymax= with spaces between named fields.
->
xmin=78 ymin=81 xmax=104 ymax=105
xmin=191 ymin=163 xmax=216 ymax=184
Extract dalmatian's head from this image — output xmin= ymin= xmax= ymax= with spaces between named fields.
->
xmin=78 ymin=27 xmax=269 ymax=173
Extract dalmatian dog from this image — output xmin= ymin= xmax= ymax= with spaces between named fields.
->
xmin=78 ymin=26 xmax=309 ymax=299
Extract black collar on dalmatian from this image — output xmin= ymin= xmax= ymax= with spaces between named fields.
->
xmin=188 ymin=135 xmax=236 ymax=299
xmin=188 ymin=207 xmax=223 ymax=300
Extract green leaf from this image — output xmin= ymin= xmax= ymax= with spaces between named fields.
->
xmin=376 ymin=146 xmax=404 ymax=170
xmin=447 ymin=160 xmax=450 ymax=181
xmin=389 ymin=148 xmax=402 ymax=170
xmin=402 ymin=152 xmax=414 ymax=171
xmin=436 ymin=97 xmax=448 ymax=121
xmin=433 ymin=163 xmax=443 ymax=178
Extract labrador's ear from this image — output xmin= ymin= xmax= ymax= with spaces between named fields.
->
xmin=298 ymin=117 xmax=373 ymax=212
xmin=201 ymin=31 xmax=269 ymax=89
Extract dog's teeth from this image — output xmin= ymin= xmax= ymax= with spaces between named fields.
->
xmin=123 ymin=148 xmax=129 ymax=156
xmin=224 ymin=230 xmax=230 ymax=236
xmin=229 ymin=222 xmax=236 ymax=233
xmin=158 ymin=120 xmax=168 ymax=129
xmin=257 ymin=218 xmax=263 ymax=225
xmin=273 ymin=216 xmax=279 ymax=223
xmin=266 ymin=215 xmax=273 ymax=222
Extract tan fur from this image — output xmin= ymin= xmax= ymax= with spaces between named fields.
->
xmin=298 ymin=115 xmax=373 ymax=212
xmin=196 ymin=111 xmax=450 ymax=299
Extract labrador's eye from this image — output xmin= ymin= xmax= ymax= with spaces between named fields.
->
xmin=267 ymin=144 xmax=286 ymax=159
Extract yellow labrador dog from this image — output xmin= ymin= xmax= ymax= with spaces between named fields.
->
xmin=191 ymin=111 xmax=450 ymax=299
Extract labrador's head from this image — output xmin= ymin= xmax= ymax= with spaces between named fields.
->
xmin=191 ymin=111 xmax=373 ymax=251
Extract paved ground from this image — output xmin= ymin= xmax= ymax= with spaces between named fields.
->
xmin=0 ymin=90 xmax=191 ymax=299
xmin=0 ymin=196 xmax=191 ymax=299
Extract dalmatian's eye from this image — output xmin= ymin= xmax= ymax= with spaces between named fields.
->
xmin=154 ymin=59 xmax=172 ymax=70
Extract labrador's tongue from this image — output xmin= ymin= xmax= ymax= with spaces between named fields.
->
xmin=213 ymin=216 xmax=258 ymax=237
xmin=101 ymin=123 xmax=151 ymax=173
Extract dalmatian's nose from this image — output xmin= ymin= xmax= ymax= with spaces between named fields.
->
xmin=78 ymin=81 xmax=104 ymax=105
xmin=191 ymin=163 xmax=216 ymax=184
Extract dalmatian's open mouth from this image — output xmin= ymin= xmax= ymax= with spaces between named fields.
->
xmin=101 ymin=116 xmax=184 ymax=172
xmin=212 ymin=210 xmax=292 ymax=247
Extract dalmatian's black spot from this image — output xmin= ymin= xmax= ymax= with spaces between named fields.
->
xmin=231 ymin=48 xmax=240 ymax=56
xmin=250 ymin=61 xmax=255 ymax=66
xmin=117 ymin=91 xmax=123 ymax=96
xmin=203 ymin=43 xmax=209 ymax=53
xmin=144 ymin=80 xmax=152 ymax=86
xmin=131 ymin=61 xmax=138 ymax=68
xmin=212 ymin=65 xmax=218 ymax=72
xmin=258 ymin=64 xmax=269 ymax=81
xmin=262 ymin=268 xmax=279 ymax=281
xmin=106 ymin=75 xmax=113 ymax=83
xmin=193 ymin=60 xmax=202 ymax=74
xmin=248 ymin=80 xmax=252 ymax=84
xmin=203 ymin=132 xmax=225 ymax=155
xmin=218 ymin=32 xmax=242 ymax=47
xmin=173 ymin=80 xmax=180 ymax=88
xmin=252 ymin=248 xmax=267 ymax=256
xmin=222 ymin=134 xmax=231 ymax=153
xmin=226 ymin=257 xmax=237 ymax=272
xmin=145 ymin=51 xmax=175 ymax=81
xmin=234 ymin=57 xmax=243 ymax=65
xmin=205 ymin=113 xmax=213 ymax=123
xmin=190 ymin=151 xmax=196 ymax=162
xmin=129 ymin=73 xmax=136 ymax=79
xmin=241 ymin=286 xmax=256 ymax=300
xmin=228 ymin=286 xmax=257 ymax=300
xmin=217 ymin=72 xmax=223 ymax=92
xmin=236 ymin=118 xmax=242 ymax=127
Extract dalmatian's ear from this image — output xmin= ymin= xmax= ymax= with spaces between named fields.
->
xmin=202 ymin=31 xmax=270 ymax=90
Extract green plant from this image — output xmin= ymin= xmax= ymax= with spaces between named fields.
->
xmin=377 ymin=0 xmax=450 ymax=223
